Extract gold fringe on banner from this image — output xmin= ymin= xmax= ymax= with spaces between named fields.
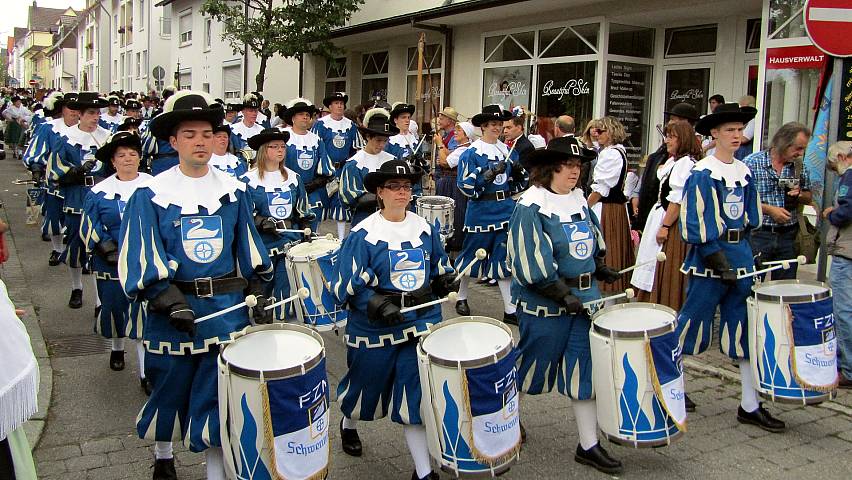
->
xmin=460 ymin=370 xmax=521 ymax=468
xmin=784 ymin=305 xmax=839 ymax=393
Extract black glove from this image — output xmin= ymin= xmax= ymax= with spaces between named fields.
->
xmin=704 ymin=250 xmax=737 ymax=285
xmin=431 ymin=273 xmax=460 ymax=298
xmin=534 ymin=278 xmax=583 ymax=314
xmin=81 ymin=159 xmax=97 ymax=173
xmin=366 ymin=294 xmax=405 ymax=326
xmin=95 ymin=239 xmax=119 ymax=265
xmin=753 ymin=253 xmax=766 ymax=271
xmin=57 ymin=166 xmax=86 ymax=186
xmin=355 ymin=193 xmax=378 ymax=212
xmin=254 ymin=215 xmax=282 ymax=235
xmin=482 ymin=161 xmax=507 ymax=182
xmin=304 ymin=175 xmax=331 ymax=194
xmin=594 ymin=257 xmax=621 ymax=284
xmin=149 ymin=284 xmax=195 ymax=336
xmin=245 ymin=279 xmax=273 ymax=324
xmin=31 ymin=169 xmax=44 ymax=184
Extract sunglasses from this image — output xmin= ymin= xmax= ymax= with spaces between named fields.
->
xmin=381 ymin=183 xmax=413 ymax=192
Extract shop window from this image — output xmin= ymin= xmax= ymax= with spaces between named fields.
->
xmin=606 ymin=62 xmax=652 ymax=163
xmin=362 ymin=51 xmax=389 ymax=104
xmin=325 ymin=81 xmax=347 ymax=98
xmin=746 ymin=19 xmax=761 ymax=52
xmin=362 ymin=51 xmax=388 ymax=76
xmin=406 ymin=44 xmax=443 ymax=126
xmin=407 ymin=44 xmax=442 ymax=71
xmin=664 ymin=25 xmax=717 ymax=57
xmin=539 ymin=24 xmax=599 ymax=58
xmin=536 ymin=61 xmax=596 ymax=128
xmin=665 ymin=68 xmax=711 ymax=117
xmin=608 ymin=24 xmax=654 ymax=58
xmin=325 ymin=57 xmax=346 ymax=98
xmin=762 ymin=67 xmax=820 ymax=145
xmin=484 ymin=31 xmax=534 ymax=63
xmin=768 ymin=0 xmax=806 ymax=40
xmin=482 ymin=66 xmax=532 ymax=111
xmin=361 ymin=78 xmax=388 ymax=104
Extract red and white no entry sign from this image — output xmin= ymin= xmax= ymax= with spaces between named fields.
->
xmin=804 ymin=0 xmax=852 ymax=57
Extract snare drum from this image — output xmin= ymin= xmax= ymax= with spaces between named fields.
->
xmin=416 ymin=196 xmax=454 ymax=241
xmin=748 ymin=280 xmax=837 ymax=404
xmin=590 ymin=303 xmax=686 ymax=448
xmin=218 ymin=324 xmax=330 ymax=480
xmin=418 ymin=316 xmax=520 ymax=477
xmin=286 ymin=238 xmax=348 ymax=331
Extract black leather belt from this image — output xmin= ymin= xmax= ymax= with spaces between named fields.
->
xmin=722 ymin=229 xmax=744 ymax=243
xmin=374 ymin=288 xmax=434 ymax=308
xmin=172 ymin=273 xmax=247 ymax=298
xmin=472 ymin=190 xmax=509 ymax=201
xmin=758 ymin=224 xmax=797 ymax=234
xmin=565 ymin=272 xmax=593 ymax=291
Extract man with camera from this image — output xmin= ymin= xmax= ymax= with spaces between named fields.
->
xmin=743 ymin=122 xmax=812 ymax=280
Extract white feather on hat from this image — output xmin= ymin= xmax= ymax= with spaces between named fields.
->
xmin=162 ymin=90 xmax=217 ymax=113
xmin=242 ymin=93 xmax=257 ymax=103
xmin=43 ymin=91 xmax=64 ymax=111
xmin=391 ymin=101 xmax=406 ymax=111
xmin=163 ymin=85 xmax=176 ymax=93
xmin=363 ymin=108 xmax=391 ymax=124
xmin=285 ymin=97 xmax=314 ymax=109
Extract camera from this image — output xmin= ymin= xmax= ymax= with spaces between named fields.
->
xmin=778 ymin=177 xmax=799 ymax=189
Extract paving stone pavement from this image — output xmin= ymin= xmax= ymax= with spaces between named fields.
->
xmin=2 ymin=156 xmax=851 ymax=479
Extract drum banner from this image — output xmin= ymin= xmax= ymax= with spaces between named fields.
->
xmin=26 ymin=187 xmax=45 ymax=225
xmin=644 ymin=331 xmax=687 ymax=431
xmin=787 ymin=299 xmax=838 ymax=392
xmin=262 ymin=358 xmax=330 ymax=480
xmin=462 ymin=350 xmax=521 ymax=466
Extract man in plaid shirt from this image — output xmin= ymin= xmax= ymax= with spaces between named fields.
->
xmin=743 ymin=122 xmax=812 ymax=279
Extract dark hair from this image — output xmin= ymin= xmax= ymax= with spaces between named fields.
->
xmin=509 ymin=116 xmax=524 ymax=127
xmin=709 ymin=94 xmax=725 ymax=105
xmin=664 ymin=121 xmax=703 ymax=159
xmin=529 ymin=159 xmax=580 ymax=187
xmin=770 ymin=122 xmax=811 ymax=154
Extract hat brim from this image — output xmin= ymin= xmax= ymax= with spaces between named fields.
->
xmin=364 ymin=171 xmax=422 ymax=194
xmin=438 ymin=112 xmax=459 ymax=122
xmin=695 ymin=111 xmax=755 ymax=136
xmin=148 ymin=108 xmax=225 ymax=140
xmin=390 ymin=105 xmax=416 ymax=119
xmin=282 ymin=105 xmax=320 ymax=124
xmin=247 ymin=131 xmax=290 ymax=150
xmin=323 ymin=95 xmax=348 ymax=107
xmin=357 ymin=124 xmax=399 ymax=138
xmin=521 ymin=148 xmax=593 ymax=171
xmin=95 ymin=135 xmax=142 ymax=163
xmin=471 ymin=111 xmax=513 ymax=127
xmin=663 ymin=109 xmax=699 ymax=121
xmin=68 ymin=98 xmax=110 ymax=111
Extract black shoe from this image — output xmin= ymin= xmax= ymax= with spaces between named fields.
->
xmin=737 ymin=403 xmax=785 ymax=432
xmin=520 ymin=421 xmax=527 ymax=444
xmin=141 ymin=378 xmax=153 ymax=396
xmin=82 ymin=265 xmax=91 ymax=275
xmin=110 ymin=350 xmax=125 ymax=371
xmin=411 ymin=471 xmax=439 ymax=480
xmin=476 ymin=277 xmax=491 ymax=285
xmin=41 ymin=232 xmax=50 ymax=242
xmin=455 ymin=299 xmax=471 ymax=316
xmin=339 ymin=418 xmax=362 ymax=457
xmin=152 ymin=458 xmax=177 ymax=480
xmin=503 ymin=312 xmax=518 ymax=326
xmin=48 ymin=251 xmax=61 ymax=266
xmin=684 ymin=393 xmax=696 ymax=412
xmin=574 ymin=442 xmax=623 ymax=475
xmin=94 ymin=305 xmax=102 ymax=319
xmin=68 ymin=289 xmax=83 ymax=309
xmin=487 ymin=278 xmax=498 ymax=287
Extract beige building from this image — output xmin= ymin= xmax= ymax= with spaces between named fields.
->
xmin=22 ymin=3 xmax=77 ymax=90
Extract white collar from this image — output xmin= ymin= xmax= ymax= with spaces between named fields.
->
xmin=469 ymin=139 xmax=509 ymax=161
xmin=91 ymin=172 xmax=153 ymax=200
xmin=352 ymin=210 xmax=432 ymax=250
xmin=318 ymin=116 xmax=353 ymax=132
xmin=64 ymin=125 xmax=111 ymax=149
xmin=353 ymin=149 xmax=395 ymax=171
xmin=693 ymin=155 xmax=752 ymax=187
xmin=243 ymin=167 xmax=299 ymax=190
xmin=284 ymin=127 xmax=320 ymax=149
xmin=101 ymin=113 xmax=122 ymax=122
xmin=209 ymin=153 xmax=242 ymax=169
xmin=48 ymin=118 xmax=73 ymax=136
xmin=389 ymin=132 xmax=417 ymax=148
xmin=231 ymin=121 xmax=263 ymax=138
xmin=518 ymin=185 xmax=586 ymax=220
xmin=147 ymin=165 xmax=246 ymax=215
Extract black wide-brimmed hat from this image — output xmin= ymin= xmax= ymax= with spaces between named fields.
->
xmin=522 ymin=136 xmax=596 ymax=171
xmin=148 ymin=91 xmax=225 ymax=140
xmin=68 ymin=92 xmax=109 ymax=111
xmin=471 ymin=104 xmax=513 ymax=127
xmin=213 ymin=123 xmax=232 ymax=135
xmin=95 ymin=131 xmax=142 ymax=163
xmin=322 ymin=91 xmax=348 ymax=107
xmin=357 ymin=108 xmax=399 ymax=137
xmin=225 ymin=103 xmax=242 ymax=113
xmin=695 ymin=103 xmax=757 ymax=136
xmin=282 ymin=98 xmax=319 ymax=124
xmin=664 ymin=102 xmax=699 ymax=121
xmin=247 ymin=128 xmax=290 ymax=150
xmin=389 ymin=102 xmax=415 ymax=120
xmin=241 ymin=93 xmax=261 ymax=109
xmin=106 ymin=96 xmax=122 ymax=107
xmin=124 ymin=99 xmax=142 ymax=111
xmin=42 ymin=92 xmax=65 ymax=116
xmin=364 ymin=159 xmax=422 ymax=194
xmin=116 ymin=117 xmax=142 ymax=132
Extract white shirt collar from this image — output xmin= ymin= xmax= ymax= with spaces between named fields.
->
xmin=693 ymin=155 xmax=752 ymax=187
xmin=91 ymin=172 xmax=153 ymax=200
xmin=63 ymin=125 xmax=111 ymax=149
xmin=318 ymin=116 xmax=353 ymax=132
xmin=518 ymin=185 xmax=587 ymax=220
xmin=242 ymin=167 xmax=299 ymax=190
xmin=231 ymin=121 xmax=264 ymax=138
xmin=353 ymin=149 xmax=395 ymax=171
xmin=147 ymin=165 xmax=246 ymax=215
xmin=352 ymin=210 xmax=432 ymax=250
xmin=469 ymin=139 xmax=509 ymax=161
xmin=284 ymin=127 xmax=320 ymax=149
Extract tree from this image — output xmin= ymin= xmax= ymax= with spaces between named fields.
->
xmin=201 ymin=0 xmax=364 ymax=92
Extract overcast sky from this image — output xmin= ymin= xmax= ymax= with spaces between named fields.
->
xmin=1 ymin=0 xmax=86 ymax=44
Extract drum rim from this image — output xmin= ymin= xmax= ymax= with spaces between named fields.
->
xmin=221 ymin=323 xmax=326 ymax=380
xmin=752 ymin=279 xmax=831 ymax=303
xmin=416 ymin=195 xmax=455 ymax=205
xmin=286 ymin=239 xmax=340 ymax=261
xmin=591 ymin=302 xmax=677 ymax=338
xmin=418 ymin=316 xmax=514 ymax=368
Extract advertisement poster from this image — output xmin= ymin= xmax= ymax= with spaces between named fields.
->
xmin=482 ymin=66 xmax=532 ymax=111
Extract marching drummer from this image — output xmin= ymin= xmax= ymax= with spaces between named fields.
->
xmin=677 ymin=103 xmax=786 ymax=431
xmin=385 ymin=102 xmax=427 ymax=200
xmin=141 ymin=87 xmax=179 ymax=175
xmin=339 ymin=108 xmax=398 ymax=226
xmin=230 ymin=93 xmax=265 ymax=164
xmin=507 ymin=137 xmax=622 ymax=474
xmin=331 ymin=159 xmax=458 ymax=480
xmin=242 ymin=127 xmax=314 ymax=321
xmin=313 ymin=92 xmax=359 ymax=239
xmin=118 ymin=91 xmax=273 ymax=480
xmin=209 ymin=124 xmax=247 ymax=178
xmin=282 ymin=98 xmax=335 ymax=233
xmin=80 ymin=132 xmax=152 ymax=390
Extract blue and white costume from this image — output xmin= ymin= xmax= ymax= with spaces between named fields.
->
xmin=208 ymin=152 xmax=247 ymax=179
xmin=385 ymin=131 xmax=425 ymax=198
xmin=339 ymin=149 xmax=396 ymax=226
xmin=118 ymin=165 xmax=272 ymax=452
xmin=141 ymin=127 xmax=178 ymax=175
xmin=242 ymin=167 xmax=313 ymax=320
xmin=99 ymin=112 xmax=123 ymax=132
xmin=230 ymin=121 xmax=264 ymax=164
xmin=331 ymin=211 xmax=454 ymax=423
xmin=283 ymin=127 xmax=335 ymax=231
xmin=509 ymin=186 xmax=603 ymax=398
xmin=313 ymin=115 xmax=358 ymax=222
xmin=677 ymin=156 xmax=762 ymax=360
xmin=81 ymin=173 xmax=152 ymax=339
xmin=22 ymin=118 xmax=67 ymax=239
xmin=47 ymin=125 xmax=111 ymax=268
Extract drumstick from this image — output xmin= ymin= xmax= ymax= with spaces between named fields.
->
xmin=737 ymin=263 xmax=791 ymax=280
xmin=582 ymin=288 xmax=635 ymax=309
xmin=276 ymin=227 xmax=312 ymax=236
xmin=399 ymin=292 xmax=458 ymax=314
xmin=761 ymin=255 xmax=807 ymax=266
xmin=264 ymin=288 xmax=310 ymax=311
xmin=617 ymin=252 xmax=666 ymax=275
xmin=453 ymin=249 xmax=488 ymax=283
xmin=193 ymin=288 xmax=310 ymax=323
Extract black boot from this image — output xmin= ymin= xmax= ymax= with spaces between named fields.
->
xmin=574 ymin=442 xmax=623 ymax=474
xmin=141 ymin=378 xmax=153 ymax=396
xmin=503 ymin=312 xmax=518 ymax=326
xmin=152 ymin=458 xmax=177 ymax=480
xmin=455 ymin=299 xmax=471 ymax=316
xmin=68 ymin=289 xmax=83 ymax=309
xmin=737 ymin=403 xmax=786 ymax=433
xmin=684 ymin=393 xmax=696 ymax=412
xmin=109 ymin=350 xmax=125 ymax=371
xmin=411 ymin=471 xmax=440 ymax=480
xmin=339 ymin=418 xmax=362 ymax=457
xmin=48 ymin=251 xmax=61 ymax=266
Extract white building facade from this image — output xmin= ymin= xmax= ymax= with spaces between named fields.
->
xmin=109 ymin=0 xmax=174 ymax=94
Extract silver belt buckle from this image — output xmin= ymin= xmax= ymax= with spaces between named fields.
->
xmin=495 ymin=190 xmax=506 ymax=201
xmin=194 ymin=277 xmax=214 ymax=298
xmin=84 ymin=175 xmax=95 ymax=187
xmin=727 ymin=229 xmax=741 ymax=243
xmin=579 ymin=272 xmax=592 ymax=291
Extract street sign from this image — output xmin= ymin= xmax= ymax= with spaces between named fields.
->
xmin=152 ymin=66 xmax=165 ymax=81
xmin=804 ymin=0 xmax=852 ymax=58
xmin=28 ymin=80 xmax=37 ymax=85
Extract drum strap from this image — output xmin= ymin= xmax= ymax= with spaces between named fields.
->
xmin=172 ymin=272 xmax=247 ymax=297
xmin=374 ymin=287 xmax=435 ymax=310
